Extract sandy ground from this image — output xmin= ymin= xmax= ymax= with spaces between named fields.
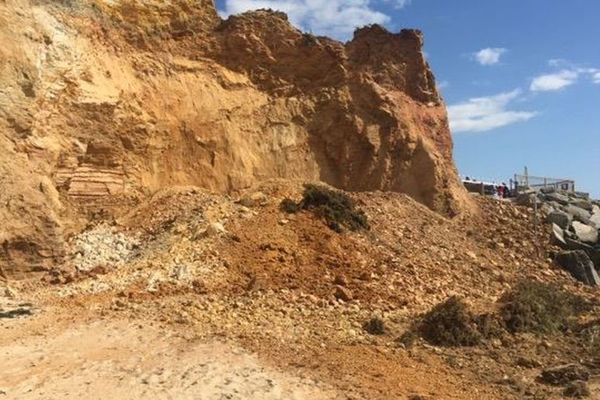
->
xmin=1 ymin=315 xmax=341 ymax=400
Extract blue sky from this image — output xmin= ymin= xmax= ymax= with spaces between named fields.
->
xmin=215 ymin=0 xmax=600 ymax=197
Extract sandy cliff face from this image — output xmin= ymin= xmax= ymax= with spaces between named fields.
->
xmin=0 ymin=0 xmax=469 ymax=278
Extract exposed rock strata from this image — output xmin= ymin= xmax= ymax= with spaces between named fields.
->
xmin=0 ymin=0 xmax=469 ymax=278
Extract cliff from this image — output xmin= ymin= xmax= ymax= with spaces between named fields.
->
xmin=0 ymin=0 xmax=469 ymax=278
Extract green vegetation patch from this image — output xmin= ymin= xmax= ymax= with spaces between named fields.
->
xmin=500 ymin=280 xmax=589 ymax=334
xmin=418 ymin=296 xmax=483 ymax=347
xmin=280 ymin=184 xmax=369 ymax=232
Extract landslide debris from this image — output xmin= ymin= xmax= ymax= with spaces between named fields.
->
xmin=3 ymin=182 xmax=600 ymax=399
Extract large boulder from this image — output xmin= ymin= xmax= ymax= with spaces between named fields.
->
xmin=551 ymin=223 xmax=567 ymax=246
xmin=516 ymin=191 xmax=536 ymax=207
xmin=544 ymin=192 xmax=570 ymax=205
xmin=554 ymin=250 xmax=600 ymax=286
xmin=571 ymin=221 xmax=598 ymax=245
xmin=590 ymin=206 xmax=600 ymax=228
xmin=565 ymin=205 xmax=592 ymax=224
xmin=547 ymin=210 xmax=572 ymax=230
xmin=570 ymin=199 xmax=593 ymax=212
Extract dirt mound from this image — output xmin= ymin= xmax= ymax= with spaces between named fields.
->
xmin=0 ymin=0 xmax=469 ymax=279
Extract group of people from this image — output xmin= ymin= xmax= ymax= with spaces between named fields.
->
xmin=463 ymin=177 xmax=511 ymax=199
xmin=495 ymin=183 xmax=510 ymax=198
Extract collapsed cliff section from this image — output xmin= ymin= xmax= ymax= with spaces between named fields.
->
xmin=0 ymin=0 xmax=469 ymax=279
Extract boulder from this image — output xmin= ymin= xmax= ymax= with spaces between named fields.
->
xmin=546 ymin=210 xmax=572 ymax=229
xmin=572 ymin=191 xmax=590 ymax=200
xmin=551 ymin=223 xmax=567 ymax=246
xmin=564 ymin=236 xmax=594 ymax=252
xmin=516 ymin=192 xmax=536 ymax=207
xmin=540 ymin=186 xmax=556 ymax=194
xmin=572 ymin=221 xmax=598 ymax=245
xmin=554 ymin=250 xmax=600 ymax=286
xmin=590 ymin=208 xmax=600 ymax=228
xmin=565 ymin=204 xmax=592 ymax=223
xmin=544 ymin=192 xmax=570 ymax=205
xmin=570 ymin=199 xmax=593 ymax=212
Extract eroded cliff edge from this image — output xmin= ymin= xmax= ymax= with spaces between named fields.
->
xmin=0 ymin=0 xmax=470 ymax=278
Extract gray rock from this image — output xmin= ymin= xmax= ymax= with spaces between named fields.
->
xmin=516 ymin=192 xmax=536 ymax=207
xmin=0 ymin=306 xmax=33 ymax=319
xmin=540 ymin=186 xmax=556 ymax=194
xmin=544 ymin=192 xmax=570 ymax=205
xmin=554 ymin=250 xmax=600 ymax=286
xmin=590 ymin=209 xmax=600 ymax=228
xmin=564 ymin=236 xmax=594 ymax=252
xmin=572 ymin=221 xmax=598 ymax=245
xmin=572 ymin=191 xmax=590 ymax=200
xmin=547 ymin=210 xmax=572 ymax=229
xmin=565 ymin=204 xmax=592 ymax=223
xmin=571 ymin=199 xmax=593 ymax=212
xmin=551 ymin=223 xmax=567 ymax=246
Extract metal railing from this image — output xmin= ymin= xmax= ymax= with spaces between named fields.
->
xmin=512 ymin=174 xmax=575 ymax=193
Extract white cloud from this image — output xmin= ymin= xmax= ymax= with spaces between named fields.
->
xmin=437 ymin=80 xmax=449 ymax=89
xmin=530 ymin=62 xmax=600 ymax=91
xmin=219 ymin=0 xmax=392 ymax=39
xmin=530 ymin=69 xmax=579 ymax=91
xmin=473 ymin=48 xmax=506 ymax=66
xmin=382 ymin=0 xmax=412 ymax=9
xmin=448 ymin=89 xmax=537 ymax=133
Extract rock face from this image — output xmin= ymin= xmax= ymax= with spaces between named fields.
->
xmin=0 ymin=0 xmax=468 ymax=278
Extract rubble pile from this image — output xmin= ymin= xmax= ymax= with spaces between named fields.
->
xmin=519 ymin=187 xmax=600 ymax=285
xmin=69 ymin=225 xmax=141 ymax=272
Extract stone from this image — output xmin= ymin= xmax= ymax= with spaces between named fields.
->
xmin=334 ymin=285 xmax=353 ymax=302
xmin=547 ymin=210 xmax=572 ymax=229
xmin=564 ymin=236 xmax=594 ymax=252
xmin=551 ymin=223 xmax=567 ymax=246
xmin=239 ymin=191 xmax=268 ymax=207
xmin=516 ymin=192 xmax=536 ymax=207
xmin=205 ymin=222 xmax=226 ymax=237
xmin=0 ymin=306 xmax=33 ymax=319
xmin=565 ymin=205 xmax=592 ymax=223
xmin=590 ymin=207 xmax=600 ymax=228
xmin=333 ymin=274 xmax=349 ymax=287
xmin=563 ymin=381 xmax=591 ymax=398
xmin=554 ymin=251 xmax=600 ymax=286
xmin=540 ymin=186 xmax=556 ymax=194
xmin=538 ymin=364 xmax=590 ymax=385
xmin=571 ymin=221 xmax=598 ymax=244
xmin=544 ymin=192 xmax=570 ymax=205
xmin=571 ymin=199 xmax=593 ymax=212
